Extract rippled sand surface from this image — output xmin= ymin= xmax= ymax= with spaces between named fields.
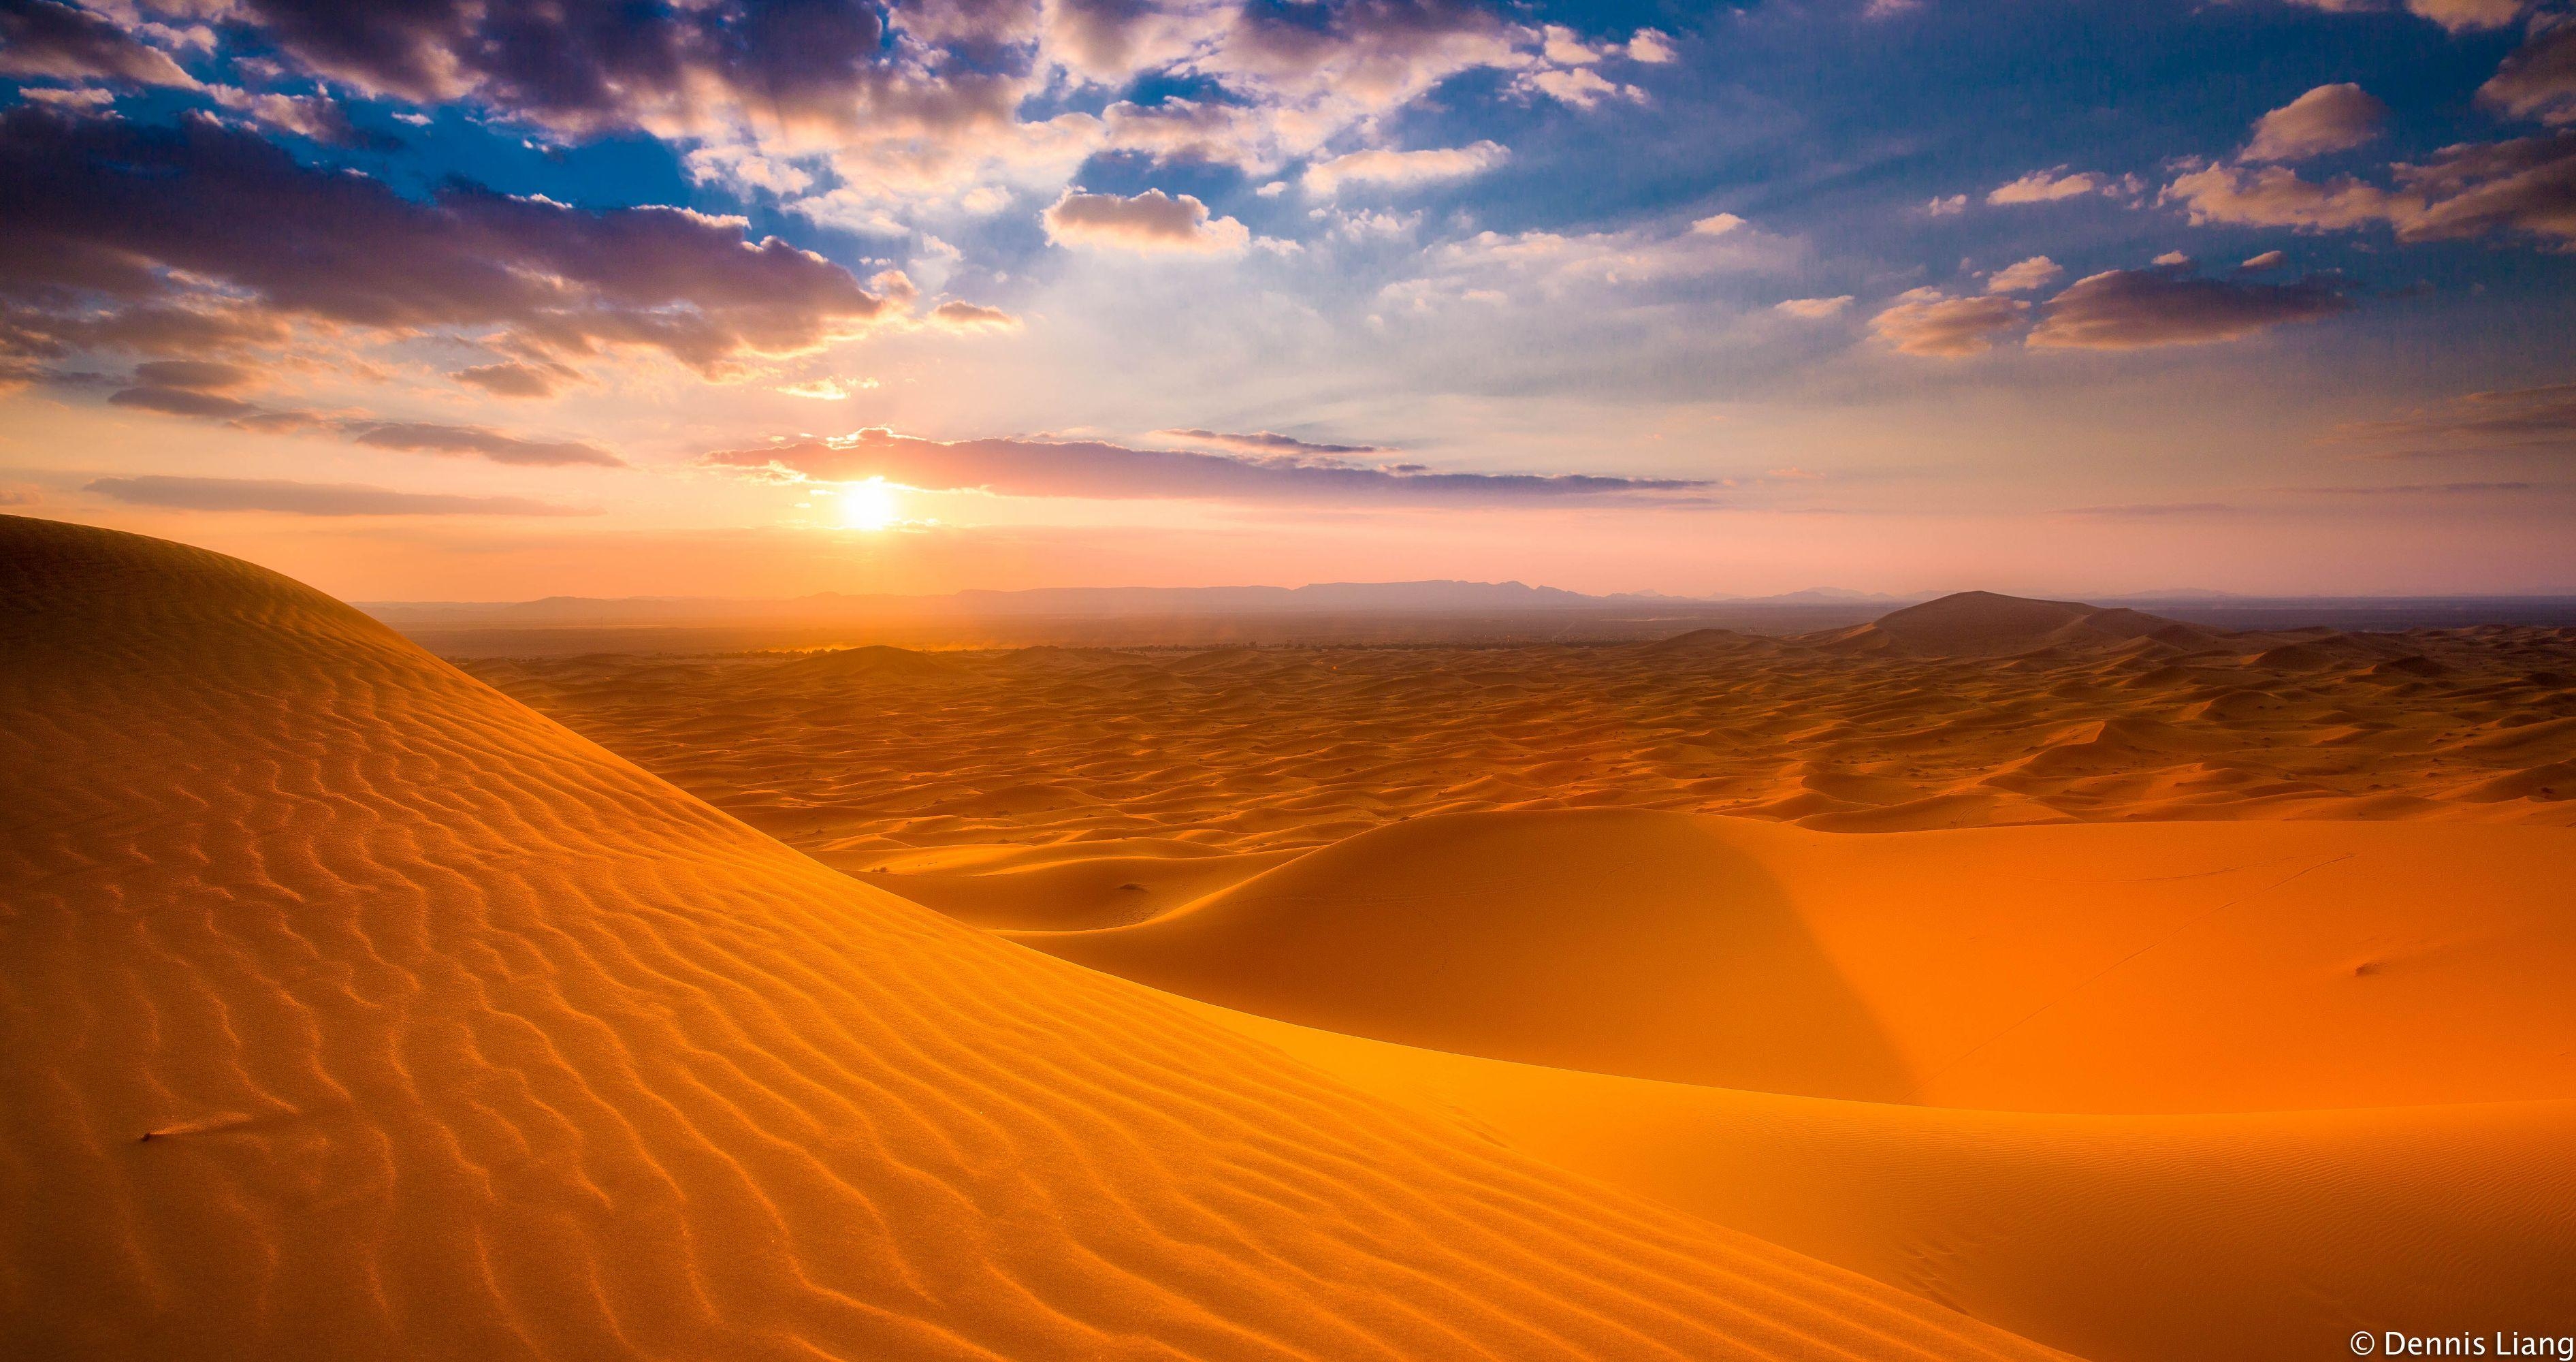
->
xmin=1 ymin=515 xmax=2069 ymax=1362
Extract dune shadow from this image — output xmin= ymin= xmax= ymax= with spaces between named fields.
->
xmin=1027 ymin=808 xmax=1920 ymax=1103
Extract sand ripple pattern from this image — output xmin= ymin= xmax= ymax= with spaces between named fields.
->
xmin=457 ymin=623 xmax=2576 ymax=878
xmin=0 ymin=514 xmax=2069 ymax=1360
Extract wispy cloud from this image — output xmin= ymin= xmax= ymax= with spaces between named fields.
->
xmin=86 ymin=475 xmax=598 ymax=516
xmin=700 ymin=428 xmax=1703 ymax=505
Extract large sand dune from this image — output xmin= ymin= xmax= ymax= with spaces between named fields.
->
xmin=1021 ymin=809 xmax=2576 ymax=1111
xmin=0 ymin=516 xmax=2067 ymax=1361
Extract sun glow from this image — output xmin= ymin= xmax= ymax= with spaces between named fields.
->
xmin=838 ymin=479 xmax=901 ymax=531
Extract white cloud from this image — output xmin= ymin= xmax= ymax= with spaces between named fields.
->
xmin=1986 ymin=255 xmax=2064 ymax=293
xmin=2243 ymin=83 xmax=2387 ymax=163
xmin=1042 ymin=188 xmax=1253 ymax=255
xmin=1988 ymin=168 xmax=2104 ymax=204
xmin=1304 ymin=142 xmax=1509 ymax=195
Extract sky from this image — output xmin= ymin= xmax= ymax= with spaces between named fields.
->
xmin=1 ymin=0 xmax=2572 ymax=601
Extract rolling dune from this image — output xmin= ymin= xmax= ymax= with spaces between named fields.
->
xmin=1191 ymin=1002 xmax=2576 ymax=1362
xmin=0 ymin=516 xmax=2068 ymax=1361
xmin=1019 ymin=810 xmax=2576 ymax=1113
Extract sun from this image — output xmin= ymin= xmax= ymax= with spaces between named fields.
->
xmin=837 ymin=479 xmax=901 ymax=531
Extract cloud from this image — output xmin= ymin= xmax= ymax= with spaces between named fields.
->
xmin=2276 ymin=0 xmax=2525 ymax=31
xmin=1774 ymin=296 xmax=1854 ymax=318
xmin=1153 ymin=428 xmax=1386 ymax=456
xmin=452 ymin=361 xmax=577 ymax=398
xmin=1985 ymin=255 xmax=2063 ymax=293
xmin=2027 ymin=269 xmax=2349 ymax=349
xmin=1516 ymin=65 xmax=1643 ymax=110
xmin=1692 ymin=212 xmax=1746 ymax=236
xmin=1624 ymin=29 xmax=1676 ymax=63
xmin=2161 ymin=161 xmax=2408 ymax=232
xmin=777 ymin=376 xmax=878 ymax=400
xmin=1869 ymin=289 xmax=2029 ymax=356
xmin=1303 ymin=142 xmax=1509 ymax=195
xmin=86 ymin=474 xmax=597 ymax=517
xmin=0 ymin=0 xmax=198 ymax=88
xmin=2166 ymin=131 xmax=2576 ymax=247
xmin=84 ymin=372 xmax=628 ymax=466
xmin=2240 ymin=250 xmax=2289 ymax=270
xmin=1987 ymin=168 xmax=2101 ymax=204
xmin=347 ymin=422 xmax=624 ymax=467
xmin=1384 ymin=217 xmax=1792 ymax=311
xmin=0 ymin=106 xmax=897 ymax=374
xmin=131 ymin=360 xmax=252 ymax=391
xmin=1925 ymin=193 xmax=1967 ymax=216
xmin=2482 ymin=22 xmax=2576 ymax=126
xmin=2405 ymin=0 xmax=2529 ymax=32
xmin=927 ymin=300 xmax=1023 ymax=332
xmin=2059 ymin=501 xmax=2234 ymax=517
xmin=208 ymin=86 xmax=391 ymax=150
xmin=108 ymin=384 xmax=260 ymax=419
xmin=2311 ymin=480 xmax=2535 ymax=494
xmin=699 ymin=427 xmax=1704 ymax=504
xmin=2338 ymin=381 xmax=2576 ymax=453
xmin=2244 ymin=83 xmax=2386 ymax=162
xmin=1042 ymin=187 xmax=1251 ymax=255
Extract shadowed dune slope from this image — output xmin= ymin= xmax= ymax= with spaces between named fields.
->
xmin=0 ymin=517 xmax=2067 ymax=1362
xmin=1821 ymin=592 xmax=2215 ymax=657
xmin=1022 ymin=808 xmax=2576 ymax=1112
xmin=1189 ymin=1002 xmax=2576 ymax=1362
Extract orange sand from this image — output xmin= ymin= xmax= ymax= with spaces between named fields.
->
xmin=12 ymin=516 xmax=2575 ymax=1362
xmin=451 ymin=591 xmax=2576 ymax=1362
xmin=0 ymin=516 xmax=2065 ymax=1361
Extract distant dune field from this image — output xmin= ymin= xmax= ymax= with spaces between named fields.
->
xmin=8 ymin=515 xmax=2573 ymax=1362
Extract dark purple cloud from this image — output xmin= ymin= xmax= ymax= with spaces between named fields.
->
xmin=222 ymin=0 xmax=897 ymax=133
xmin=0 ymin=106 xmax=895 ymax=371
xmin=2027 ymin=269 xmax=2349 ymax=349
xmin=0 ymin=0 xmax=197 ymax=88
xmin=88 ymin=372 xmax=627 ymax=466
xmin=699 ymin=427 xmax=1701 ymax=503
xmin=345 ymin=422 xmax=623 ymax=467
xmin=86 ymin=474 xmax=598 ymax=516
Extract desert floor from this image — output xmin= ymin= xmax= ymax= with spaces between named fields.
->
xmin=7 ymin=516 xmax=2573 ymax=1362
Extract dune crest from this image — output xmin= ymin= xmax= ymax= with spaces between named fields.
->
xmin=0 ymin=517 xmax=2062 ymax=1361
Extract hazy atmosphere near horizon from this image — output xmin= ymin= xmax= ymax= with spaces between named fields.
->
xmin=7 ymin=5 xmax=2576 ymax=1362
xmin=3 ymin=0 xmax=2573 ymax=599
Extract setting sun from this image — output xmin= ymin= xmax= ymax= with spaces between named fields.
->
xmin=838 ymin=479 xmax=900 ymax=532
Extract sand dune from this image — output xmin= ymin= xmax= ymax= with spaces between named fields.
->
xmin=1020 ymin=809 xmax=2576 ymax=1112
xmin=0 ymin=516 xmax=2067 ymax=1361
xmin=1193 ymin=1002 xmax=2576 ymax=1362
xmin=1815 ymin=591 xmax=2219 ymax=656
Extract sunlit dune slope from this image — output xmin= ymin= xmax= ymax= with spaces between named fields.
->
xmin=0 ymin=516 xmax=2067 ymax=1362
xmin=1189 ymin=1002 xmax=2576 ymax=1362
xmin=1020 ymin=808 xmax=2576 ymax=1112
